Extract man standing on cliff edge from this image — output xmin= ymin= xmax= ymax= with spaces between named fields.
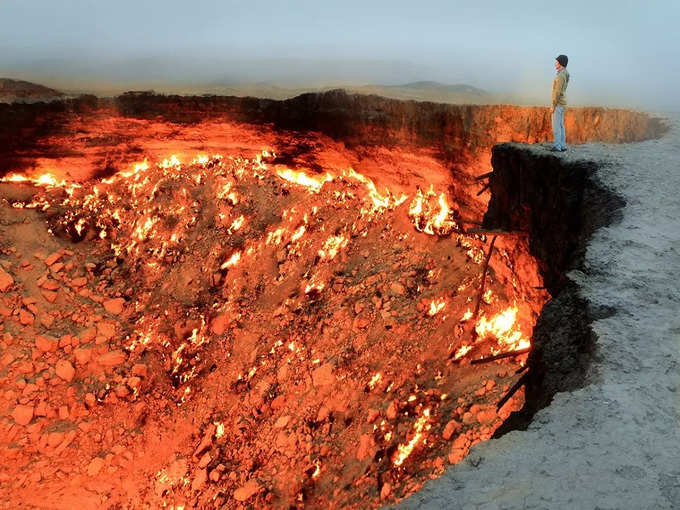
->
xmin=550 ymin=54 xmax=570 ymax=151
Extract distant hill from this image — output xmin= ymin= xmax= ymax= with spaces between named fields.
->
xmin=0 ymin=78 xmax=63 ymax=102
xmin=195 ymin=81 xmax=495 ymax=105
xmin=0 ymin=76 xmax=493 ymax=106
xmin=346 ymin=81 xmax=494 ymax=104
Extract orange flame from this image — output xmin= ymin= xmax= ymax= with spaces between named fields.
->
xmin=393 ymin=408 xmax=431 ymax=466
xmin=276 ymin=168 xmax=332 ymax=193
xmin=475 ymin=306 xmax=530 ymax=352
xmin=428 ymin=298 xmax=446 ymax=316
xmin=408 ymin=186 xmax=459 ymax=236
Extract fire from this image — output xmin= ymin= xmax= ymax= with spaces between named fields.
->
xmin=228 ymin=215 xmax=245 ymax=233
xmin=408 ymin=186 xmax=459 ymax=236
xmin=344 ymin=168 xmax=406 ymax=211
xmin=367 ymin=373 xmax=382 ymax=390
xmin=318 ymin=234 xmax=349 ymax=261
xmin=290 ymin=225 xmax=306 ymax=242
xmin=214 ymin=422 xmax=225 ymax=439
xmin=220 ymin=252 xmax=241 ymax=270
xmin=475 ymin=305 xmax=530 ymax=352
xmin=453 ymin=344 xmax=473 ymax=360
xmin=276 ymin=168 xmax=332 ymax=193
xmin=393 ymin=408 xmax=431 ymax=466
xmin=159 ymin=154 xmax=182 ymax=169
xmin=428 ymin=298 xmax=446 ymax=316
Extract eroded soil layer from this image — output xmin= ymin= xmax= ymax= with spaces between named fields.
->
xmin=0 ymin=149 xmax=546 ymax=509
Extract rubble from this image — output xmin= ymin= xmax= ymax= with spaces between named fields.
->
xmin=0 ymin=149 xmax=545 ymax=508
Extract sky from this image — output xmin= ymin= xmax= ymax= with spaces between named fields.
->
xmin=1 ymin=0 xmax=678 ymax=109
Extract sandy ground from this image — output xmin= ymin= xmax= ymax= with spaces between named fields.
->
xmin=396 ymin=112 xmax=680 ymax=510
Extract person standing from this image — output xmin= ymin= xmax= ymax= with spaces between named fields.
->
xmin=550 ymin=54 xmax=570 ymax=151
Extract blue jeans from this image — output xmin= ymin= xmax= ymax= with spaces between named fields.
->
xmin=552 ymin=106 xmax=566 ymax=150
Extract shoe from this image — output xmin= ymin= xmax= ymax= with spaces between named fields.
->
xmin=548 ymin=147 xmax=561 ymax=152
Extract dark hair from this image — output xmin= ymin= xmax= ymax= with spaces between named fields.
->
xmin=556 ymin=55 xmax=568 ymax=67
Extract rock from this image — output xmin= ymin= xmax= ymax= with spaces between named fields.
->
xmin=386 ymin=401 xmax=398 ymax=420
xmin=40 ymin=290 xmax=58 ymax=303
xmin=194 ymin=424 xmax=216 ymax=456
xmin=389 ymin=282 xmax=406 ymax=296
xmin=35 ymin=335 xmax=58 ymax=353
xmin=210 ymin=314 xmax=230 ymax=335
xmin=87 ymin=457 xmax=105 ymax=476
xmin=0 ymin=268 xmax=13 ymax=292
xmin=131 ymin=364 xmax=147 ymax=377
xmin=96 ymin=322 xmax=116 ymax=340
xmin=71 ymin=277 xmax=87 ymax=287
xmin=462 ymin=411 xmax=475 ymax=424
xmin=233 ymin=479 xmax=260 ymax=501
xmin=442 ymin=419 xmax=461 ymax=440
xmin=39 ymin=314 xmax=54 ymax=328
xmin=44 ymin=252 xmax=63 ymax=266
xmin=114 ymin=385 xmax=129 ymax=397
xmin=380 ymin=482 xmax=392 ymax=500
xmin=475 ymin=408 xmax=497 ymax=424
xmin=19 ymin=309 xmax=34 ymax=325
xmin=103 ymin=298 xmax=125 ymax=315
xmin=47 ymin=431 xmax=65 ymax=447
xmin=55 ymin=360 xmax=75 ymax=382
xmin=73 ymin=348 xmax=92 ymax=365
xmin=198 ymin=452 xmax=212 ymax=469
xmin=312 ymin=363 xmax=334 ymax=387
xmin=97 ymin=350 xmax=126 ymax=367
xmin=80 ymin=327 xmax=97 ymax=342
xmin=356 ymin=433 xmax=374 ymax=461
xmin=42 ymin=280 xmax=60 ymax=291
xmin=274 ymin=416 xmax=290 ymax=429
xmin=191 ymin=468 xmax=207 ymax=491
xmin=11 ymin=404 xmax=34 ymax=425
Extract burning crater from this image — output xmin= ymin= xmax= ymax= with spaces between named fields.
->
xmin=0 ymin=92 xmax=665 ymax=508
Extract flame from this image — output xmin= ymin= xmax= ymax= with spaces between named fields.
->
xmin=453 ymin=345 xmax=473 ymax=360
xmin=428 ymin=298 xmax=446 ymax=316
xmin=311 ymin=460 xmax=321 ymax=479
xmin=214 ymin=422 xmax=225 ymax=439
xmin=276 ymin=168 xmax=332 ymax=193
xmin=475 ymin=305 xmax=530 ymax=352
xmin=345 ymin=168 xmax=392 ymax=210
xmin=408 ymin=186 xmax=459 ymax=236
xmin=220 ymin=252 xmax=241 ymax=270
xmin=318 ymin=234 xmax=349 ymax=261
xmin=393 ymin=408 xmax=431 ymax=466
xmin=290 ymin=225 xmax=306 ymax=242
xmin=367 ymin=373 xmax=382 ymax=390
xmin=228 ymin=215 xmax=245 ymax=233
xmin=159 ymin=155 xmax=182 ymax=169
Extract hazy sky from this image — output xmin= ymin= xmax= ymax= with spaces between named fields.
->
xmin=1 ymin=0 xmax=678 ymax=109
